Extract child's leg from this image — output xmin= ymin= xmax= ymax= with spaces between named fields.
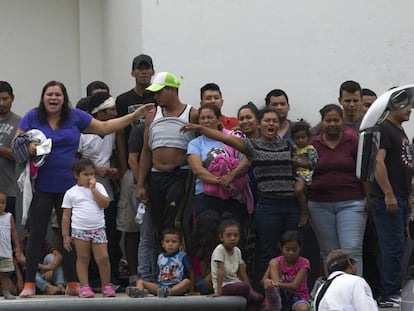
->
xmin=293 ymin=301 xmax=310 ymax=311
xmin=0 ymin=272 xmax=15 ymax=299
xmin=295 ymin=180 xmax=308 ymax=226
xmin=221 ymin=281 xmax=250 ymax=297
xmin=247 ymin=286 xmax=264 ymax=307
xmin=265 ymin=286 xmax=282 ymax=311
xmin=170 ymin=278 xmax=190 ymax=296
xmin=35 ymin=260 xmax=52 ymax=293
xmin=141 ymin=280 xmax=158 ymax=295
xmin=73 ymin=238 xmax=92 ymax=286
xmin=125 ymin=279 xmax=152 ymax=298
xmin=39 ymin=253 xmax=64 ymax=294
xmin=91 ymin=243 xmax=111 ymax=286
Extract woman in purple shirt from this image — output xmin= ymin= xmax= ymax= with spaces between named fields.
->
xmin=308 ymin=104 xmax=366 ymax=277
xmin=15 ymin=81 xmax=154 ymax=297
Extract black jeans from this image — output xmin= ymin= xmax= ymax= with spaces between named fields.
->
xmin=25 ymin=192 xmax=77 ymax=283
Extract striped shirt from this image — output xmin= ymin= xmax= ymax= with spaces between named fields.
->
xmin=243 ymin=137 xmax=295 ymax=200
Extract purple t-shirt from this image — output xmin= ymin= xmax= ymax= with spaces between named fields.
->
xmin=275 ymin=255 xmax=310 ymax=301
xmin=19 ymin=108 xmax=92 ymax=192
xmin=308 ymin=131 xmax=364 ymax=202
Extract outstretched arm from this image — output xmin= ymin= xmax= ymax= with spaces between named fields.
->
xmin=84 ymin=103 xmax=155 ymax=136
xmin=181 ymin=124 xmax=247 ymax=154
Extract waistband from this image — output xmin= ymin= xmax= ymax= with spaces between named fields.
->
xmin=151 ymin=164 xmax=189 ymax=173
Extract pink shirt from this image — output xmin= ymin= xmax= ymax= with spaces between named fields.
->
xmin=276 ymin=255 xmax=310 ymax=301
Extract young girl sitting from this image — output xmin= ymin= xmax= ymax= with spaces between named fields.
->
xmin=62 ymin=159 xmax=116 ymax=298
xmin=291 ymin=120 xmax=318 ymax=227
xmin=262 ymin=230 xmax=311 ymax=311
xmin=211 ymin=217 xmax=263 ymax=309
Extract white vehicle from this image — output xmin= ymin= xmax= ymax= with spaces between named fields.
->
xmin=356 ymin=85 xmax=414 ymax=311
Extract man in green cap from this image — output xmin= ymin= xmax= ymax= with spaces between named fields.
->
xmin=137 ymin=72 xmax=198 ymax=239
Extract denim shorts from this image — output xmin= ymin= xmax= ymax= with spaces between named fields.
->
xmin=281 ymin=291 xmax=310 ymax=311
xmin=72 ymin=227 xmax=107 ymax=244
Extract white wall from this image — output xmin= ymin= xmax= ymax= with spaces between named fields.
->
xmin=2 ymin=0 xmax=414 ymax=137
xmin=135 ymin=0 xmax=414 ymax=137
xmin=0 ymin=0 xmax=81 ymax=112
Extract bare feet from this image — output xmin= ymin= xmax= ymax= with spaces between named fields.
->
xmin=57 ymin=284 xmax=65 ymax=295
xmin=45 ymin=284 xmax=60 ymax=295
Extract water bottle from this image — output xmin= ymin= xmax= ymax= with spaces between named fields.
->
xmin=135 ymin=202 xmax=145 ymax=224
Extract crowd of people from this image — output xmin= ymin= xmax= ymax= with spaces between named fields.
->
xmin=0 ymin=53 xmax=411 ymax=310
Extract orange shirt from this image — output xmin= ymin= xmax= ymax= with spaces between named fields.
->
xmin=222 ymin=115 xmax=238 ymax=130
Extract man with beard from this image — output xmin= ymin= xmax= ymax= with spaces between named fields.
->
xmin=115 ymin=54 xmax=155 ymax=286
xmin=0 ymin=81 xmax=21 ymax=219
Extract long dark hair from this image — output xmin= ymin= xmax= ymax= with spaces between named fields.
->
xmin=37 ymin=80 xmax=72 ymax=126
xmin=189 ymin=210 xmax=221 ymax=261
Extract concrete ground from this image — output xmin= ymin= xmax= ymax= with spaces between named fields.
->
xmin=0 ymin=293 xmax=400 ymax=311
xmin=0 ymin=293 xmax=246 ymax=311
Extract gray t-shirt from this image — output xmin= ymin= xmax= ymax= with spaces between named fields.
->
xmin=0 ymin=112 xmax=21 ymax=196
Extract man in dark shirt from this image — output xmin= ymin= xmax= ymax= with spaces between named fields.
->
xmin=369 ymin=99 xmax=412 ymax=306
xmin=115 ymin=54 xmax=155 ymax=285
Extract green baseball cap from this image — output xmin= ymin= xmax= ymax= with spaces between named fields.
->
xmin=146 ymin=72 xmax=180 ymax=92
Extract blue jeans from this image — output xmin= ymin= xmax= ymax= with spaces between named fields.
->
xmin=254 ymin=198 xmax=300 ymax=282
xmin=308 ymin=199 xmax=366 ymax=276
xmin=35 ymin=253 xmax=65 ymax=291
xmin=131 ymin=184 xmax=158 ymax=282
xmin=371 ymin=195 xmax=407 ymax=298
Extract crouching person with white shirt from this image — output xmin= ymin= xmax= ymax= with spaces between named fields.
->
xmin=314 ymin=249 xmax=377 ymax=311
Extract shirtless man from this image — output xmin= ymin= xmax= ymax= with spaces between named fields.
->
xmin=137 ymin=72 xmax=198 ymax=239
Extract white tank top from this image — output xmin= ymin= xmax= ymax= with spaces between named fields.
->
xmin=149 ymin=105 xmax=195 ymax=150
xmin=0 ymin=213 xmax=12 ymax=258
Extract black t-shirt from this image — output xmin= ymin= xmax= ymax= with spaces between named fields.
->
xmin=128 ymin=122 xmax=145 ymax=155
xmin=128 ymin=123 xmax=145 ymax=184
xmin=369 ymin=119 xmax=412 ymax=198
xmin=116 ymin=89 xmax=154 ymax=158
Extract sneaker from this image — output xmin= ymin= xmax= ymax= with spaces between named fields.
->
xmin=19 ymin=284 xmax=36 ymax=298
xmin=388 ymin=295 xmax=401 ymax=304
xmin=102 ymin=284 xmax=116 ymax=297
xmin=380 ymin=295 xmax=401 ymax=308
xmin=110 ymin=283 xmax=121 ymax=292
xmin=79 ymin=285 xmax=95 ymax=298
xmin=157 ymin=286 xmax=170 ymax=298
xmin=3 ymin=290 xmax=16 ymax=300
xmin=126 ymin=286 xmax=148 ymax=298
xmin=378 ymin=301 xmax=395 ymax=308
